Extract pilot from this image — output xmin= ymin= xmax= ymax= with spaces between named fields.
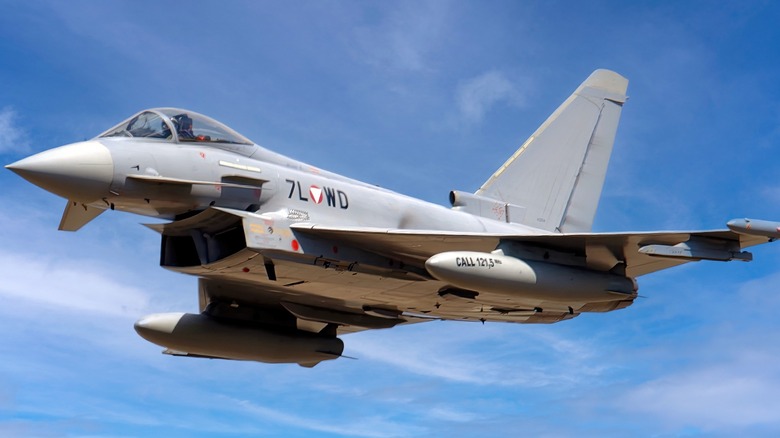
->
xmin=176 ymin=114 xmax=195 ymax=139
xmin=174 ymin=114 xmax=195 ymax=139
xmin=161 ymin=120 xmax=172 ymax=139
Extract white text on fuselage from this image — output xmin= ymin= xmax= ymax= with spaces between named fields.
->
xmin=286 ymin=179 xmax=349 ymax=209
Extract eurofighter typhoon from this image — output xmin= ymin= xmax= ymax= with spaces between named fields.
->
xmin=7 ymin=70 xmax=778 ymax=367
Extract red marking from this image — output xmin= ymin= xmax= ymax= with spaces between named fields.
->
xmin=309 ymin=185 xmax=323 ymax=204
xmin=332 ymin=246 xmax=338 ymax=254
xmin=291 ymin=240 xmax=300 ymax=251
xmin=242 ymin=267 xmax=250 ymax=273
xmin=199 ymin=152 xmax=206 ymax=159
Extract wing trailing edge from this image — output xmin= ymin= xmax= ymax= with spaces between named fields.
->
xmin=290 ymin=223 xmax=767 ymax=277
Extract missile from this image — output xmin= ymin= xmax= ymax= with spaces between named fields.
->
xmin=425 ymin=251 xmax=636 ymax=303
xmin=638 ymin=237 xmax=752 ymax=262
xmin=134 ymin=312 xmax=344 ymax=367
xmin=727 ymin=218 xmax=780 ymax=240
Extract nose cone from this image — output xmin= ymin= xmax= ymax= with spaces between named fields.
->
xmin=6 ymin=141 xmax=113 ymax=202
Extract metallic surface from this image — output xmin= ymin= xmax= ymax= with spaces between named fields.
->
xmin=727 ymin=218 xmax=780 ymax=240
xmin=7 ymin=70 xmax=777 ymax=366
xmin=425 ymin=251 xmax=636 ymax=302
xmin=135 ymin=313 xmax=344 ymax=366
xmin=6 ymin=141 xmax=113 ymax=203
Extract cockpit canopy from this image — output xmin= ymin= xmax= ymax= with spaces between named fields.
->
xmin=99 ymin=108 xmax=253 ymax=145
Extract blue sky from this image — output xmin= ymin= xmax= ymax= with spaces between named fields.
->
xmin=2 ymin=1 xmax=780 ymax=436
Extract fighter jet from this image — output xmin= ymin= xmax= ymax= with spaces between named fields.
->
xmin=7 ymin=69 xmax=778 ymax=367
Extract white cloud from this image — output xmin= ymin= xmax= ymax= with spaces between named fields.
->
xmin=347 ymin=323 xmax=612 ymax=388
xmin=0 ymin=107 xmax=30 ymax=154
xmin=457 ymin=71 xmax=528 ymax=123
xmin=427 ymin=406 xmax=482 ymax=423
xmin=233 ymin=397 xmax=426 ymax=438
xmin=0 ymin=250 xmax=150 ymax=317
xmin=606 ymin=269 xmax=780 ymax=433
xmin=619 ymin=355 xmax=780 ymax=431
xmin=352 ymin=1 xmax=450 ymax=73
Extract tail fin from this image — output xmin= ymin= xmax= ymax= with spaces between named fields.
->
xmin=475 ymin=69 xmax=628 ymax=233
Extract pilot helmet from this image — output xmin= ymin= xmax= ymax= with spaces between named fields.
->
xmin=171 ymin=114 xmax=194 ymax=138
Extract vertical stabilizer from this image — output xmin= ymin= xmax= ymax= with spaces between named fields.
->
xmin=475 ymin=69 xmax=628 ymax=233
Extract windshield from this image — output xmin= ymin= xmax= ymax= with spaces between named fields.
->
xmin=101 ymin=111 xmax=172 ymax=139
xmin=99 ymin=108 xmax=254 ymax=145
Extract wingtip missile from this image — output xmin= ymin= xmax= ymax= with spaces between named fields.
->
xmin=727 ymin=218 xmax=780 ymax=239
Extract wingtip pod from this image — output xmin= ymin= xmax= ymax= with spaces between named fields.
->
xmin=727 ymin=218 xmax=780 ymax=239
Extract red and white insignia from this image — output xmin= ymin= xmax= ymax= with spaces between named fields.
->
xmin=309 ymin=185 xmax=323 ymax=204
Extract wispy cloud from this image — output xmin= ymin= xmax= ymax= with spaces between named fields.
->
xmin=0 ymin=107 xmax=30 ymax=154
xmin=456 ymin=71 xmax=528 ymax=123
xmin=348 ymin=323 xmax=613 ymax=388
xmin=0 ymin=250 xmax=150 ymax=317
xmin=619 ymin=354 xmax=780 ymax=431
xmin=426 ymin=406 xmax=482 ymax=423
xmin=605 ymin=269 xmax=780 ymax=433
xmin=233 ymin=397 xmax=426 ymax=438
xmin=352 ymin=1 xmax=450 ymax=73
